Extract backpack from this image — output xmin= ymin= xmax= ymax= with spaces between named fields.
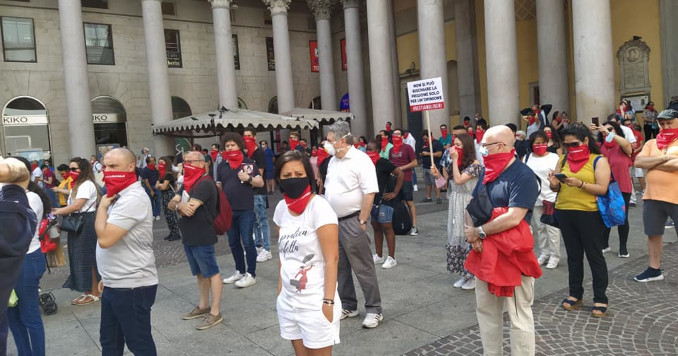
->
xmin=392 ymin=200 xmax=413 ymax=235
xmin=191 ymin=175 xmax=232 ymax=235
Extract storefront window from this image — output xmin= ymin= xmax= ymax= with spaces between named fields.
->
xmin=2 ymin=97 xmax=51 ymax=160
xmin=91 ymin=96 xmax=127 ymax=154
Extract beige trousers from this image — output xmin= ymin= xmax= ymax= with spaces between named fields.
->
xmin=475 ymin=275 xmax=536 ymax=356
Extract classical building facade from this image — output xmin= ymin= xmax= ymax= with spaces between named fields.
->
xmin=0 ymin=0 xmax=675 ymax=164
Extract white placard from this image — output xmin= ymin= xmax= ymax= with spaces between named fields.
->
xmin=407 ymin=77 xmax=445 ymax=112
xmin=2 ymin=115 xmax=49 ymax=126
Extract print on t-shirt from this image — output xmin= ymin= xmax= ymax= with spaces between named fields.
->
xmin=291 ymin=254 xmax=314 ymax=292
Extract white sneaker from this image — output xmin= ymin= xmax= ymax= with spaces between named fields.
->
xmin=340 ymin=309 xmax=359 ymax=320
xmin=537 ymin=254 xmax=549 ymax=266
xmin=256 ymin=250 xmax=272 ymax=262
xmin=154 ymin=216 xmax=160 ymax=221
xmin=234 ymin=273 xmax=256 ymax=288
xmin=602 ymin=247 xmax=612 ymax=254
xmin=256 ymin=246 xmax=264 ymax=255
xmin=373 ymin=254 xmax=385 ymax=264
xmin=222 ymin=271 xmax=245 ymax=284
xmin=362 ymin=313 xmax=383 ymax=328
xmin=381 ymin=256 xmax=397 ymax=269
xmin=409 ymin=226 xmax=419 ymax=236
xmin=413 ymin=185 xmax=419 ymax=192
xmin=461 ymin=276 xmax=476 ymax=290
xmin=453 ymin=276 xmax=467 ymax=288
xmin=546 ymin=256 xmax=559 ymax=269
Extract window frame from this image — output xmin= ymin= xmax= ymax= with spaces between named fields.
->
xmin=1 ymin=16 xmax=37 ymax=63
xmin=164 ymin=29 xmax=182 ymax=68
xmin=81 ymin=0 xmax=109 ymax=9
xmin=83 ymin=22 xmax=115 ymax=66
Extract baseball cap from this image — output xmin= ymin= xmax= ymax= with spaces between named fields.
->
xmin=657 ymin=109 xmax=678 ymax=120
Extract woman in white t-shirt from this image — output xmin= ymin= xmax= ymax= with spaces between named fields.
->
xmin=524 ymin=130 xmax=562 ymax=269
xmin=53 ymin=157 xmax=101 ymax=305
xmin=272 ymin=150 xmax=341 ymax=355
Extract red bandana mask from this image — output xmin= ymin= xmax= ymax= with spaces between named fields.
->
xmin=392 ymin=136 xmax=404 ymax=154
xmin=289 ymin=139 xmax=299 ymax=149
xmin=532 ymin=144 xmax=548 ymax=156
xmin=545 ymin=131 xmax=553 ymax=139
xmin=441 ymin=129 xmax=448 ymax=138
xmin=463 ymin=121 xmax=470 ymax=128
xmin=656 ymin=128 xmax=678 ymax=150
xmin=284 ymin=185 xmax=312 ymax=215
xmin=566 ymin=145 xmax=591 ymax=173
xmin=69 ymin=171 xmax=80 ymax=181
xmin=386 ymin=123 xmax=392 ymax=131
xmin=317 ymin=148 xmax=329 ymax=165
xmin=60 ymin=172 xmax=70 ymax=180
xmin=381 ymin=136 xmax=389 ymax=152
xmin=312 ymin=149 xmax=318 ymax=157
xmin=224 ymin=150 xmax=244 ymax=170
xmin=300 ymin=141 xmax=307 ymax=149
xmin=528 ymin=116 xmax=536 ymax=126
xmin=210 ymin=149 xmax=218 ymax=162
xmin=103 ymin=170 xmax=137 ymax=197
xmin=244 ymin=137 xmax=258 ymax=158
xmin=31 ymin=163 xmax=38 ymax=171
xmin=354 ymin=143 xmax=360 ymax=149
xmin=147 ymin=164 xmax=156 ymax=171
xmin=454 ymin=146 xmax=464 ymax=167
xmin=158 ymin=163 xmax=166 ymax=178
xmin=475 ymin=130 xmax=485 ymax=144
xmin=360 ymin=141 xmax=366 ymax=148
xmin=367 ymin=151 xmax=380 ymax=166
xmin=483 ymin=149 xmax=516 ymax=184
xmin=182 ymin=164 xmax=205 ymax=193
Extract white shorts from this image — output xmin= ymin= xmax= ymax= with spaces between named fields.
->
xmin=276 ymin=296 xmax=341 ymax=349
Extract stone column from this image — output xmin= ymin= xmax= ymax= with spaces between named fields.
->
xmin=142 ymin=0 xmax=174 ymax=156
xmin=366 ymin=0 xmax=396 ymax=133
xmin=210 ymin=0 xmax=238 ymax=109
xmin=342 ymin=0 xmax=368 ymax=137
xmin=307 ymin=0 xmax=337 ymax=110
xmin=58 ymin=0 xmax=95 ymax=157
xmin=418 ymin=0 xmax=449 ymax=130
xmin=454 ymin=0 xmax=481 ymax=121
xmin=659 ymin=0 xmax=678 ymax=107
xmin=537 ymin=0 xmax=569 ymax=115
xmin=572 ymin=0 xmax=615 ymax=122
xmin=483 ymin=0 xmax=520 ymax=125
xmin=264 ymin=0 xmax=295 ymax=113
xmin=387 ymin=0 xmax=402 ymax=127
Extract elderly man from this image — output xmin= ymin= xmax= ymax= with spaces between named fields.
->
xmin=464 ymin=126 xmax=541 ymax=356
xmin=95 ymin=148 xmax=158 ymax=355
xmin=323 ymin=121 xmax=383 ymax=329
xmin=634 ymin=108 xmax=678 ymax=282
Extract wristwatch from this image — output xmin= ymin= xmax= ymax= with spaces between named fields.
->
xmin=477 ymin=226 xmax=487 ymax=240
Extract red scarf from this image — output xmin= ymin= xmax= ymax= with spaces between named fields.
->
xmin=392 ymin=136 xmax=403 ymax=154
xmin=454 ymin=146 xmax=464 ymax=167
xmin=69 ymin=171 xmax=80 ymax=181
xmin=475 ymin=130 xmax=485 ymax=144
xmin=284 ymin=186 xmax=312 ymax=215
xmin=289 ymin=139 xmax=299 ymax=150
xmin=224 ymin=150 xmax=244 ymax=170
xmin=380 ymin=136 xmax=389 ymax=152
xmin=183 ymin=164 xmax=204 ymax=193
xmin=483 ymin=149 xmax=516 ymax=184
xmin=103 ymin=170 xmax=137 ymax=197
xmin=210 ymin=148 xmax=218 ymax=162
xmin=311 ymin=149 xmax=318 ymax=157
xmin=360 ymin=141 xmax=366 ymax=148
xmin=317 ymin=148 xmax=329 ymax=166
xmin=603 ymin=140 xmax=617 ymax=149
xmin=367 ymin=151 xmax=380 ymax=166
xmin=385 ymin=123 xmax=391 ymax=131
xmin=441 ymin=129 xmax=448 ymax=139
xmin=158 ymin=163 xmax=166 ymax=178
xmin=300 ymin=141 xmax=307 ymax=149
xmin=532 ymin=144 xmax=548 ymax=156
xmin=244 ymin=137 xmax=258 ymax=158
xmin=545 ymin=131 xmax=553 ymax=139
xmin=528 ymin=116 xmax=536 ymax=126
xmin=566 ymin=145 xmax=591 ymax=173
xmin=656 ymin=128 xmax=678 ymax=150
xmin=31 ymin=163 xmax=38 ymax=171
xmin=147 ymin=164 xmax=156 ymax=171
xmin=353 ymin=143 xmax=360 ymax=149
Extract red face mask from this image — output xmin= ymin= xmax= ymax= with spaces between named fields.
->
xmin=532 ymin=144 xmax=548 ymax=155
xmin=441 ymin=129 xmax=448 ymax=138
xmin=475 ymin=130 xmax=485 ymax=144
xmin=31 ymin=163 xmax=38 ymax=171
xmin=147 ymin=164 xmax=156 ymax=171
xmin=210 ymin=148 xmax=218 ymax=162
xmin=283 ymin=185 xmax=312 ymax=215
xmin=656 ymin=127 xmax=678 ymax=150
xmin=648 ymin=105 xmax=655 ymax=111
xmin=182 ymin=163 xmax=204 ymax=192
xmin=69 ymin=171 xmax=80 ymax=181
xmin=381 ymin=136 xmax=389 ymax=152
xmin=566 ymin=144 xmax=591 ymax=173
xmin=386 ymin=123 xmax=391 ymax=131
xmin=454 ymin=146 xmax=464 ymax=167
xmin=367 ymin=151 xmax=380 ymax=165
xmin=545 ymin=131 xmax=553 ymax=139
xmin=103 ymin=170 xmax=137 ymax=197
xmin=317 ymin=148 xmax=329 ymax=165
xmin=158 ymin=163 xmax=166 ymax=178
xmin=289 ymin=139 xmax=299 ymax=149
xmin=244 ymin=136 xmax=258 ymax=158
xmin=60 ymin=172 xmax=70 ymax=180
xmin=603 ymin=140 xmax=617 ymax=149
xmin=311 ymin=149 xmax=318 ymax=156
xmin=392 ymin=136 xmax=404 ymax=154
xmin=463 ymin=121 xmax=470 ymax=128
xmin=353 ymin=143 xmax=360 ymax=149
xmin=360 ymin=141 xmax=366 ymax=147
xmin=224 ymin=150 xmax=244 ymax=170
xmin=483 ymin=149 xmax=516 ymax=184
xmin=528 ymin=117 xmax=536 ymax=126
xmin=300 ymin=141 xmax=307 ymax=149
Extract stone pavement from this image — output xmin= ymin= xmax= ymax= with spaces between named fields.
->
xmin=8 ymin=187 xmax=678 ymax=355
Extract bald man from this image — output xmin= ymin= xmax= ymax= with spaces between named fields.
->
xmin=95 ymin=148 xmax=158 ymax=355
xmin=464 ymin=125 xmax=541 ymax=356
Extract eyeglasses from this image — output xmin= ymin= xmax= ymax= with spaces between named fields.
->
xmin=481 ymin=142 xmax=502 ymax=149
xmin=563 ymin=141 xmax=582 ymax=148
xmin=69 ymin=167 xmax=79 ymax=172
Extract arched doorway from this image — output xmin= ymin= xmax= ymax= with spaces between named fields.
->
xmin=91 ymin=96 xmax=128 ymax=157
xmin=308 ymin=96 xmax=321 ymax=110
xmin=268 ymin=96 xmax=278 ymax=114
xmin=238 ymin=97 xmax=247 ymax=109
xmin=1 ymin=96 xmax=51 ymax=160
xmin=171 ymin=96 xmax=192 ymax=152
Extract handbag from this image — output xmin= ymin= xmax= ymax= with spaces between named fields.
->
xmin=466 ymin=182 xmax=493 ymax=227
xmin=392 ymin=200 xmax=413 ymax=235
xmin=60 ymin=201 xmax=96 ymax=234
xmin=540 ymin=200 xmax=558 ymax=227
xmin=597 ymin=181 xmax=626 ymax=228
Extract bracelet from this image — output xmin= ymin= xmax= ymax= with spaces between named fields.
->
xmin=579 ymin=181 xmax=585 ymax=188
xmin=322 ymin=299 xmax=334 ymax=305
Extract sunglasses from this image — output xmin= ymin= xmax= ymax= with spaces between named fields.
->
xmin=562 ymin=141 xmax=582 ymax=148
xmin=69 ymin=167 xmax=79 ymax=172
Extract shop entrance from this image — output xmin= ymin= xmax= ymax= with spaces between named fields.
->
xmin=1 ymin=96 xmax=51 ymax=161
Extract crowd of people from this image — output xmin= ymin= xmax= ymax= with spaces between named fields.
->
xmin=2 ymin=95 xmax=678 ymax=355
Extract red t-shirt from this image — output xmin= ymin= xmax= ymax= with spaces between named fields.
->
xmin=389 ymin=144 xmax=416 ymax=182
xmin=600 ymin=144 xmax=633 ymax=193
xmin=42 ymin=168 xmax=56 ymax=188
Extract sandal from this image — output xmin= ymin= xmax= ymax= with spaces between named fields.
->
xmin=561 ymin=298 xmax=582 ymax=311
xmin=75 ymin=294 xmax=100 ymax=305
xmin=591 ymin=305 xmax=608 ymax=318
xmin=71 ymin=294 xmax=86 ymax=305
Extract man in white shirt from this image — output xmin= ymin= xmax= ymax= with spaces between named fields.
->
xmin=324 ymin=121 xmax=383 ymax=329
xmin=403 ymin=130 xmax=418 ymax=191
xmin=30 ymin=161 xmax=43 ymax=189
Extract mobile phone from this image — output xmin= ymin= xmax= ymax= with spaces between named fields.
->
xmin=555 ymin=173 xmax=568 ymax=182
xmin=592 ymin=117 xmax=599 ymax=126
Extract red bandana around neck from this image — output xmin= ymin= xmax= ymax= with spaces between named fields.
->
xmin=566 ymin=145 xmax=591 ymax=173
xmin=158 ymin=163 xmax=166 ymax=178
xmin=244 ymin=136 xmax=258 ymax=158
xmin=656 ymin=128 xmax=678 ymax=150
xmin=483 ymin=149 xmax=516 ymax=184
xmin=103 ymin=170 xmax=137 ymax=197
xmin=367 ymin=151 xmax=380 ymax=166
xmin=392 ymin=136 xmax=403 ymax=154
xmin=284 ymin=185 xmax=312 ymax=215
xmin=317 ymin=148 xmax=329 ymax=165
xmin=182 ymin=164 xmax=205 ymax=193
xmin=69 ymin=171 xmax=80 ymax=182
xmin=475 ymin=130 xmax=485 ymax=144
xmin=224 ymin=150 xmax=244 ymax=170
xmin=380 ymin=136 xmax=389 ymax=152
xmin=210 ymin=149 xmax=218 ymax=162
xmin=354 ymin=143 xmax=360 ymax=149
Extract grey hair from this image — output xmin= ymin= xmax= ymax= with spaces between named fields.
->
xmin=327 ymin=121 xmax=354 ymax=145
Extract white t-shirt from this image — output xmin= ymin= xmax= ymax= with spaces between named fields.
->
xmin=31 ymin=166 xmax=44 ymax=189
xmin=68 ymin=180 xmax=98 ymax=212
xmin=273 ymin=196 xmax=339 ymax=310
xmin=524 ymin=152 xmax=559 ymax=206
xmin=620 ymin=125 xmax=637 ymax=145
xmin=324 ymin=146 xmax=378 ymax=217
xmin=26 ymin=191 xmax=43 ymax=253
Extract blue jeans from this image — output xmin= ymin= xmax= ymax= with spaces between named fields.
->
xmin=253 ymin=195 xmax=271 ymax=251
xmin=8 ymin=249 xmax=46 ymax=356
xmin=412 ymin=170 xmax=418 ymax=185
xmin=227 ymin=209 xmax=257 ymax=277
xmin=100 ymin=285 xmax=158 ymax=356
xmin=144 ymin=187 xmax=161 ymax=217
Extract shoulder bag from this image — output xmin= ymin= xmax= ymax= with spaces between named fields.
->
xmin=61 ymin=200 xmax=96 ymax=234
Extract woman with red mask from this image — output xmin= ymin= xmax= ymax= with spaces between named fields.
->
xmin=155 ymin=156 xmax=181 ymax=241
xmin=524 ymin=130 xmax=561 ymax=269
xmin=643 ymin=101 xmax=659 ymax=141
xmin=594 ymin=121 xmax=633 ymax=257
xmin=548 ymin=123 xmax=611 ymax=317
xmin=543 ymin=125 xmax=563 ymax=155
xmin=271 ymin=150 xmax=341 ymax=355
xmin=432 ymin=134 xmax=482 ymax=290
xmin=52 ymin=157 xmax=101 ymax=306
